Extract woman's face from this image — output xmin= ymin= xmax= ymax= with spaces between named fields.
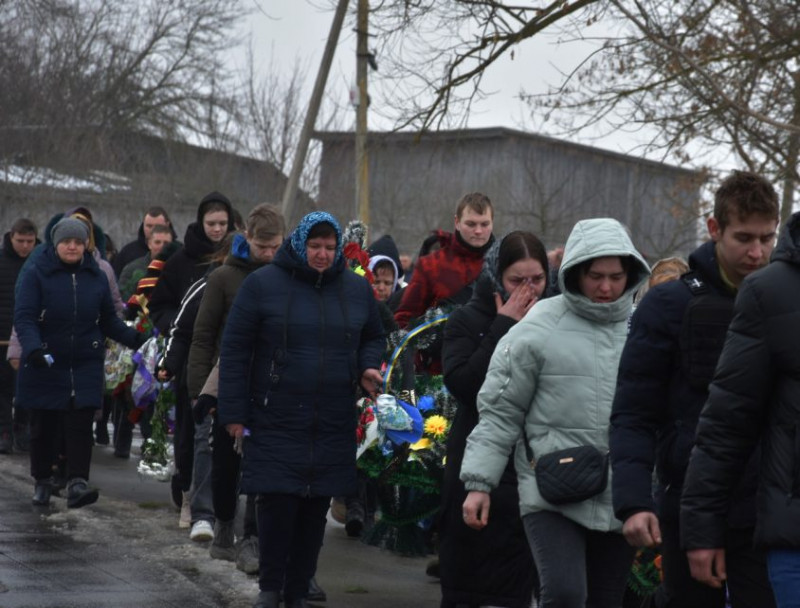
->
xmin=56 ymin=238 xmax=86 ymax=264
xmin=578 ymin=256 xmax=627 ymax=303
xmin=202 ymin=210 xmax=229 ymax=243
xmin=306 ymin=234 xmax=337 ymax=272
xmin=501 ymin=258 xmax=547 ymax=298
xmin=372 ymin=266 xmax=395 ymax=301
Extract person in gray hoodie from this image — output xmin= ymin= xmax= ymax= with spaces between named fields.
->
xmin=461 ymin=217 xmax=649 ymax=608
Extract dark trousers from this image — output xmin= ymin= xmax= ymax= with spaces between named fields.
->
xmin=211 ymin=416 xmax=257 ymax=537
xmin=256 ymin=493 xmax=329 ymax=600
xmin=658 ymin=490 xmax=775 ymax=608
xmin=0 ymin=359 xmax=26 ymax=434
xmin=173 ymin=378 xmax=194 ymax=492
xmin=29 ymin=406 xmax=95 ymax=482
xmin=523 ymin=510 xmax=635 ymax=608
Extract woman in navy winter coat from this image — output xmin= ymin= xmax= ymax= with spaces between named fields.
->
xmin=15 ymin=218 xmax=143 ymax=509
xmin=218 ymin=211 xmax=384 ymax=608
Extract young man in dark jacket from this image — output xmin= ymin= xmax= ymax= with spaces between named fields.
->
xmin=610 ymin=171 xmax=779 ymax=607
xmin=0 ymin=218 xmax=37 ymax=453
xmin=112 ymin=206 xmax=176 ymax=276
xmin=681 ymin=211 xmax=800 ymax=608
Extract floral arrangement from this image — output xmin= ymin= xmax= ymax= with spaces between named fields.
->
xmin=355 ymin=310 xmax=459 ymax=556
xmin=103 ymin=310 xmax=175 ymax=481
xmin=342 ymin=219 xmax=374 ymax=284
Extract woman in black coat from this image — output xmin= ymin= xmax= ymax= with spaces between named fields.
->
xmin=440 ymin=231 xmax=549 ymax=608
xmin=15 ymin=218 xmax=143 ymax=508
xmin=218 ymin=211 xmax=385 ymax=608
xmin=148 ymin=191 xmax=234 ymax=333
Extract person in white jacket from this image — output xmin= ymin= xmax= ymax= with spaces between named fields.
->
xmin=461 ymin=217 xmax=650 ymax=608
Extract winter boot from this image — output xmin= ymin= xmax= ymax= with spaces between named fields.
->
xmin=67 ymin=478 xmax=99 ymax=509
xmin=32 ymin=478 xmax=53 ymax=506
xmin=252 ymin=591 xmax=280 ymax=608
xmin=210 ymin=519 xmax=236 ymax=561
xmin=236 ymin=536 xmax=260 ymax=575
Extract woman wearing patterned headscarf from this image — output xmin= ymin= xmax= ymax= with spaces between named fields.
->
xmin=217 ymin=211 xmax=385 ymax=608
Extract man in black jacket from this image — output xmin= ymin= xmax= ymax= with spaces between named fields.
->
xmin=112 ymin=206 xmax=176 ymax=276
xmin=0 ymin=218 xmax=37 ymax=454
xmin=610 ymin=171 xmax=779 ymax=607
xmin=682 ymin=211 xmax=800 ymax=608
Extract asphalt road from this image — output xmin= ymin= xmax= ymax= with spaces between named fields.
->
xmin=0 ymin=434 xmax=442 ymax=608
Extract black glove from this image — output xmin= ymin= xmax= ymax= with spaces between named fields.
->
xmin=27 ymin=349 xmax=51 ymax=369
xmin=192 ymin=394 xmax=218 ymax=425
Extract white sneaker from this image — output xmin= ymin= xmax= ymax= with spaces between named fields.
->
xmin=178 ymin=491 xmax=191 ymax=529
xmin=190 ymin=519 xmax=214 ymax=542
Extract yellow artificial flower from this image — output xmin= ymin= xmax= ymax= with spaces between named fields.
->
xmin=410 ymin=438 xmax=431 ymax=451
xmin=424 ymin=415 xmax=448 ymax=438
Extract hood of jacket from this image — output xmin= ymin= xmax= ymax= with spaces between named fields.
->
xmin=558 ymin=218 xmax=650 ymax=323
xmin=368 ymin=254 xmax=400 ymax=293
xmin=368 ymin=234 xmax=403 ymax=280
xmin=273 ymin=211 xmax=346 ymax=284
xmin=224 ymin=232 xmax=266 ymax=271
xmin=771 ymin=211 xmax=800 ymax=267
xmin=196 ymin=190 xmax=234 ymax=226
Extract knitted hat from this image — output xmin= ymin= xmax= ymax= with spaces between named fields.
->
xmin=51 ymin=217 xmax=90 ymax=246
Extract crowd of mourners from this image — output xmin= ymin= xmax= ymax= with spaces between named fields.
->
xmin=2 ymin=170 xmax=800 ymax=608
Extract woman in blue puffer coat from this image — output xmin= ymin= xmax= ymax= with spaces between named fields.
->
xmin=15 ymin=218 xmax=144 ymax=509
xmin=218 ymin=211 xmax=385 ymax=608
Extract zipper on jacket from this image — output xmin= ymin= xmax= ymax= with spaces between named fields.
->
xmin=70 ymin=273 xmax=77 ymax=397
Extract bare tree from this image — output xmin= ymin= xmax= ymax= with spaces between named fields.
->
xmin=531 ymin=0 xmax=800 ymax=219
xmin=0 ymin=0 xmax=243 ymax=141
xmin=366 ymin=0 xmax=602 ymax=131
xmin=233 ymin=46 xmax=346 ymax=198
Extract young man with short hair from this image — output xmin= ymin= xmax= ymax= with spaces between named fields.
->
xmin=681 ymin=208 xmax=800 ymax=608
xmin=394 ymin=192 xmax=495 ymax=328
xmin=113 ymin=206 xmax=175 ymax=276
xmin=610 ymin=171 xmax=779 ymax=607
xmin=118 ymin=224 xmax=176 ymax=300
xmin=0 ymin=218 xmax=38 ymax=453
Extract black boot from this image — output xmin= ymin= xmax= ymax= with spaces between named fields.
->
xmin=284 ymin=600 xmax=310 ymax=608
xmin=32 ymin=478 xmax=53 ymax=506
xmin=67 ymin=478 xmax=99 ymax=509
xmin=252 ymin=590 xmax=280 ymax=608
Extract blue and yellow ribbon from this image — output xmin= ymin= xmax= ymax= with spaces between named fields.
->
xmin=383 ymin=315 xmax=449 ymax=392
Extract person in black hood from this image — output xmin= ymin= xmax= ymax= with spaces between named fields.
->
xmin=148 ymin=192 xmax=235 ymax=334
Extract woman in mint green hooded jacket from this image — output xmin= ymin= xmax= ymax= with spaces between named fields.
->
xmin=460 ymin=218 xmax=650 ymax=608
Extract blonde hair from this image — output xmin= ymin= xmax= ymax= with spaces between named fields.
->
xmin=635 ymin=256 xmax=689 ymax=303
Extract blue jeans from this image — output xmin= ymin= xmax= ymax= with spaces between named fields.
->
xmin=768 ymin=550 xmax=800 ymax=608
xmin=190 ymin=413 xmax=214 ymax=524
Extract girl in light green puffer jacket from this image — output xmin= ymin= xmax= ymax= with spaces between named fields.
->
xmin=460 ymin=217 xmax=650 ymax=608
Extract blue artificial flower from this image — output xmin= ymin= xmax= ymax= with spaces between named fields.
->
xmin=417 ymin=395 xmax=435 ymax=412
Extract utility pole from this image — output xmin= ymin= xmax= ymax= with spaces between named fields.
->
xmin=355 ymin=0 xmax=370 ymax=224
xmin=281 ymin=0 xmax=348 ymax=224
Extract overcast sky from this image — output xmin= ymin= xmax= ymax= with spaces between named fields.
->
xmin=232 ymin=1 xmax=650 ymax=155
